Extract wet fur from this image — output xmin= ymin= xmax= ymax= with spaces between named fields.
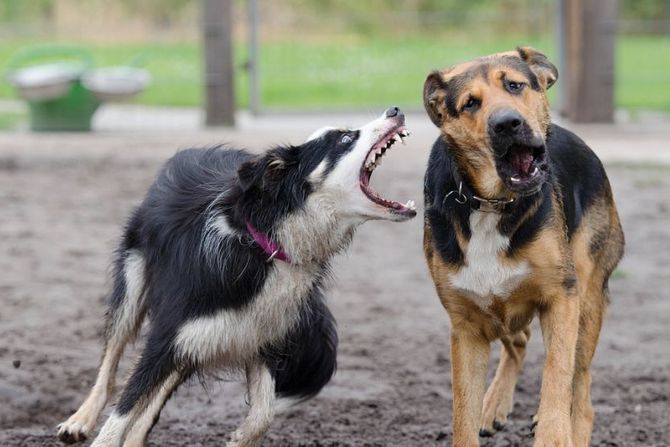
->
xmin=423 ymin=48 xmax=624 ymax=447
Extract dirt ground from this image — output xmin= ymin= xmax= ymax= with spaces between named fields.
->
xmin=0 ymin=126 xmax=669 ymax=447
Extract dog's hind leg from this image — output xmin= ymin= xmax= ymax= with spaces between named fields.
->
xmin=91 ymin=333 xmax=185 ymax=447
xmin=480 ymin=326 xmax=531 ymax=436
xmin=227 ymin=360 xmax=275 ymax=447
xmin=111 ymin=370 xmax=185 ymax=447
xmin=58 ymin=249 xmax=148 ymax=444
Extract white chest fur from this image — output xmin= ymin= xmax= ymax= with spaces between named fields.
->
xmin=174 ymin=263 xmax=317 ymax=366
xmin=448 ymin=211 xmax=531 ymax=308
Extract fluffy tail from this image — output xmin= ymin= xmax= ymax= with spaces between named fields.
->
xmin=260 ymin=286 xmax=338 ymax=405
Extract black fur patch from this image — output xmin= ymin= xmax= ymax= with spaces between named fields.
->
xmin=424 ymin=138 xmax=468 ymax=264
xmin=505 ymin=183 xmax=553 ymax=256
xmin=546 ymin=125 xmax=608 ymax=239
xmin=261 ymin=282 xmax=338 ymax=400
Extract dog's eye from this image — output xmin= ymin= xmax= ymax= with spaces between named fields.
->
xmin=506 ymin=80 xmax=525 ymax=93
xmin=462 ymin=97 xmax=480 ymax=112
xmin=340 ymin=134 xmax=353 ymax=144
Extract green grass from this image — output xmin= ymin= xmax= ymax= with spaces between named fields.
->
xmin=616 ymin=35 xmax=670 ymax=112
xmin=0 ymin=111 xmax=25 ymax=130
xmin=257 ymin=35 xmax=556 ymax=109
xmin=0 ymin=34 xmax=667 ymax=112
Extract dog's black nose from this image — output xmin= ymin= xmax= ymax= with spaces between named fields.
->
xmin=490 ymin=109 xmax=524 ymax=135
xmin=385 ymin=106 xmax=400 ymax=118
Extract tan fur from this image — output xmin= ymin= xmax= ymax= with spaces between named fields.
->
xmin=423 ymin=49 xmax=624 ymax=447
xmin=424 ymin=49 xmax=554 ymax=200
xmin=480 ymin=327 xmax=530 ymax=433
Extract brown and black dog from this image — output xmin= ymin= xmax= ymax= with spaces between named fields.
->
xmin=422 ymin=47 xmax=624 ymax=447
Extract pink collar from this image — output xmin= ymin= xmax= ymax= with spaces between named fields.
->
xmin=245 ymin=221 xmax=291 ymax=263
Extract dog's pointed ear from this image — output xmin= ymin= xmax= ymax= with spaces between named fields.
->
xmin=517 ymin=46 xmax=558 ymax=90
xmin=237 ymin=154 xmax=286 ymax=192
xmin=424 ymin=71 xmax=448 ymax=127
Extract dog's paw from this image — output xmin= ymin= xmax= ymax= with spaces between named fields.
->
xmin=479 ymin=391 xmax=513 ymax=436
xmin=533 ymin=435 xmax=574 ymax=447
xmin=532 ymin=423 xmax=574 ymax=447
xmin=226 ymin=432 xmax=262 ymax=447
xmin=57 ymin=418 xmax=91 ymax=444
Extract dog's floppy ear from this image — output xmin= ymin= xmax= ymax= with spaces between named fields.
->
xmin=517 ymin=46 xmax=558 ymax=90
xmin=237 ymin=154 xmax=286 ymax=192
xmin=423 ymin=71 xmax=448 ymax=127
xmin=237 ymin=159 xmax=263 ymax=192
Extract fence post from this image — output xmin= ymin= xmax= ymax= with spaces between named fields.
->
xmin=559 ymin=0 xmax=617 ymax=123
xmin=202 ymin=0 xmax=235 ymax=126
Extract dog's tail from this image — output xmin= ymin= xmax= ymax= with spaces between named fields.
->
xmin=261 ymin=286 xmax=338 ymax=408
xmin=104 ymin=210 xmax=148 ymax=348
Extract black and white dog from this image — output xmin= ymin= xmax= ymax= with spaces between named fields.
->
xmin=57 ymin=108 xmax=415 ymax=447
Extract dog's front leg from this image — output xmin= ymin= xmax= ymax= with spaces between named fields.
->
xmin=534 ymin=294 xmax=579 ymax=447
xmin=228 ymin=360 xmax=275 ymax=447
xmin=450 ymin=328 xmax=490 ymax=447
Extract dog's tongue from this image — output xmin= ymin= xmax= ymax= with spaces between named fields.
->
xmin=510 ymin=148 xmax=534 ymax=175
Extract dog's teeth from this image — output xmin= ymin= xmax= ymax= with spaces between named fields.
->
xmin=393 ymin=134 xmax=402 ymax=143
xmin=531 ymin=166 xmax=539 ymax=176
xmin=510 ymin=175 xmax=521 ymax=183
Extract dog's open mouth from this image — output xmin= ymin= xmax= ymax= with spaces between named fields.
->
xmin=359 ymin=126 xmax=416 ymax=217
xmin=498 ymin=143 xmax=548 ymax=194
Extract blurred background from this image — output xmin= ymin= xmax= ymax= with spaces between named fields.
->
xmin=0 ymin=0 xmax=668 ymax=130
xmin=1 ymin=2 xmax=670 ymax=446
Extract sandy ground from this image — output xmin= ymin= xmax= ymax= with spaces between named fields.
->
xmin=1 ymin=117 xmax=669 ymax=446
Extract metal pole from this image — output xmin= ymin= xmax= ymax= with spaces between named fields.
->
xmin=202 ymin=0 xmax=235 ymax=126
xmin=248 ymin=0 xmax=261 ymax=115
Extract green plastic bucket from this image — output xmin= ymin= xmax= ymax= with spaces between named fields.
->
xmin=27 ymin=79 xmax=100 ymax=131
xmin=6 ymin=46 xmax=100 ymax=131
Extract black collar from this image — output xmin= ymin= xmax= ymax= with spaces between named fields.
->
xmin=445 ymin=168 xmax=516 ymax=213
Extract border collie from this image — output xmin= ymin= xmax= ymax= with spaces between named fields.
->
xmin=57 ymin=107 xmax=416 ymax=446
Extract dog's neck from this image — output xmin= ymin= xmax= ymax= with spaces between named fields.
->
xmin=450 ymin=164 xmax=517 ymax=213
xmin=274 ymin=195 xmax=357 ymax=266
xmin=246 ymin=221 xmax=291 ymax=263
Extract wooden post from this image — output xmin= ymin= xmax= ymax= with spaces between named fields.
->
xmin=202 ymin=0 xmax=235 ymax=126
xmin=559 ymin=0 xmax=617 ymax=123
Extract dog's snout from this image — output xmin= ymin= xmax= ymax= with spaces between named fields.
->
xmin=385 ymin=106 xmax=401 ymax=118
xmin=490 ymin=109 xmax=524 ymax=135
